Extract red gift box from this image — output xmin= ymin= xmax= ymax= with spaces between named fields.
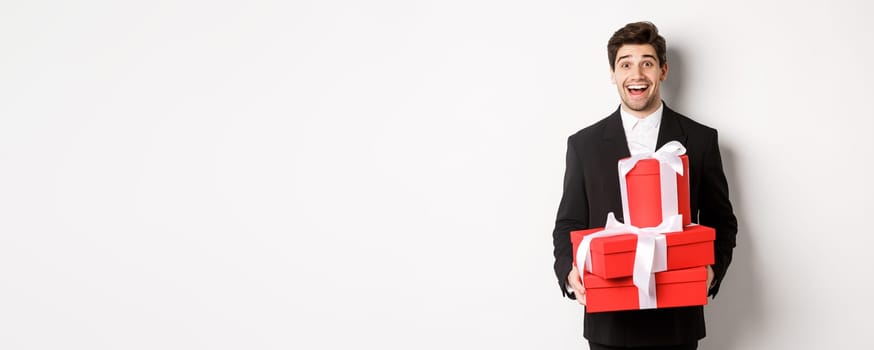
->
xmin=571 ymin=224 xmax=715 ymax=279
xmin=583 ymin=266 xmax=708 ymax=313
xmin=623 ymin=154 xmax=691 ymax=227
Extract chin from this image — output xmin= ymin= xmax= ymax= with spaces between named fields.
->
xmin=624 ymin=101 xmax=649 ymax=111
xmin=624 ymin=97 xmax=656 ymax=111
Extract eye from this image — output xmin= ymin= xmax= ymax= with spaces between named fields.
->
xmin=621 ymin=62 xmax=630 ymax=69
xmin=643 ymin=61 xmax=653 ymax=67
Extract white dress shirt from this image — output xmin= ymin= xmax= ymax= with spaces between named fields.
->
xmin=620 ymin=104 xmax=663 ymax=155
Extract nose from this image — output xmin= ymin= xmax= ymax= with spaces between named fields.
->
xmin=630 ymin=64 xmax=644 ymax=78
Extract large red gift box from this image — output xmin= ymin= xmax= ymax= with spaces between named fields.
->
xmin=571 ymin=224 xmax=715 ymax=279
xmin=623 ymin=154 xmax=691 ymax=227
xmin=583 ymin=266 xmax=708 ymax=313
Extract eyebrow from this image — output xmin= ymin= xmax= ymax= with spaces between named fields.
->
xmin=616 ymin=54 xmax=658 ymax=63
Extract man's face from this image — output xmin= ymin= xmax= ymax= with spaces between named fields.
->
xmin=610 ymin=44 xmax=668 ymax=117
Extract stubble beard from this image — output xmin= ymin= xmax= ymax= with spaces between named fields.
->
xmin=623 ymin=94 xmax=658 ymax=112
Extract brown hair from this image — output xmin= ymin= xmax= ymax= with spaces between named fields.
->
xmin=607 ymin=21 xmax=667 ymax=71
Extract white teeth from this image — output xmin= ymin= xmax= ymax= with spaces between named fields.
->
xmin=628 ymin=85 xmax=647 ymax=90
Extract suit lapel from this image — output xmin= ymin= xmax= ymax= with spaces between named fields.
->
xmin=600 ymin=108 xmax=631 ymax=160
xmin=595 ymin=108 xmax=631 ymax=225
xmin=656 ymin=104 xmax=688 ymax=148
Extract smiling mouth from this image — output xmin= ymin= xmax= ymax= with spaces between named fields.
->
xmin=626 ymin=84 xmax=649 ymax=97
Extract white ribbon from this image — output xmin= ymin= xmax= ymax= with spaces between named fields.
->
xmin=618 ymin=141 xmax=687 ymax=227
xmin=575 ymin=212 xmax=683 ymax=309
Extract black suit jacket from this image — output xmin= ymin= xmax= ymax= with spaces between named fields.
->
xmin=552 ymin=104 xmax=738 ymax=346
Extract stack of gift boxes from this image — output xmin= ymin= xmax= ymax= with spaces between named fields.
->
xmin=570 ymin=142 xmax=716 ymax=313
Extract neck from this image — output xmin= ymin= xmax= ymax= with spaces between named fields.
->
xmin=621 ymin=99 xmax=663 ymax=119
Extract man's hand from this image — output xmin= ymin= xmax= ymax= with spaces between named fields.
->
xmin=706 ymin=265 xmax=714 ymax=291
xmin=568 ymin=265 xmax=586 ymax=305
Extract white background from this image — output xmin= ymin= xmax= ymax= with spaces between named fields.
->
xmin=1 ymin=1 xmax=872 ymax=349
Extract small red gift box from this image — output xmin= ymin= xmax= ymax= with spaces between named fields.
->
xmin=571 ymin=224 xmax=715 ymax=279
xmin=623 ymin=154 xmax=691 ymax=227
xmin=583 ymin=266 xmax=708 ymax=313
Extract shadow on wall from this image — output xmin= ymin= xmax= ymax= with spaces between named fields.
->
xmin=700 ymin=146 xmax=764 ymax=349
xmin=663 ymin=46 xmax=765 ymax=349
xmin=661 ymin=47 xmax=685 ymax=106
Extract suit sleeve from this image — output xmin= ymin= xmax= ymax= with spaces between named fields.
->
xmin=553 ymin=136 xmax=590 ymax=299
xmin=697 ymin=130 xmax=738 ymax=297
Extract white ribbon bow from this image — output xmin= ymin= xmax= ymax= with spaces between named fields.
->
xmin=618 ymin=141 xmax=687 ymax=227
xmin=575 ymin=212 xmax=683 ymax=309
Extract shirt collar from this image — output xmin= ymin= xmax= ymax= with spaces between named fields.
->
xmin=620 ymin=102 xmax=664 ymax=134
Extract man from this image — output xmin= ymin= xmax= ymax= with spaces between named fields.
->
xmin=551 ymin=22 xmax=738 ymax=350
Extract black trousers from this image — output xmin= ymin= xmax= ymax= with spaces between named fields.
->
xmin=588 ymin=342 xmax=697 ymax=350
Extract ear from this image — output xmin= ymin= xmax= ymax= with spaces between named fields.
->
xmin=610 ymin=68 xmax=617 ymax=85
xmin=660 ymin=63 xmax=669 ymax=81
